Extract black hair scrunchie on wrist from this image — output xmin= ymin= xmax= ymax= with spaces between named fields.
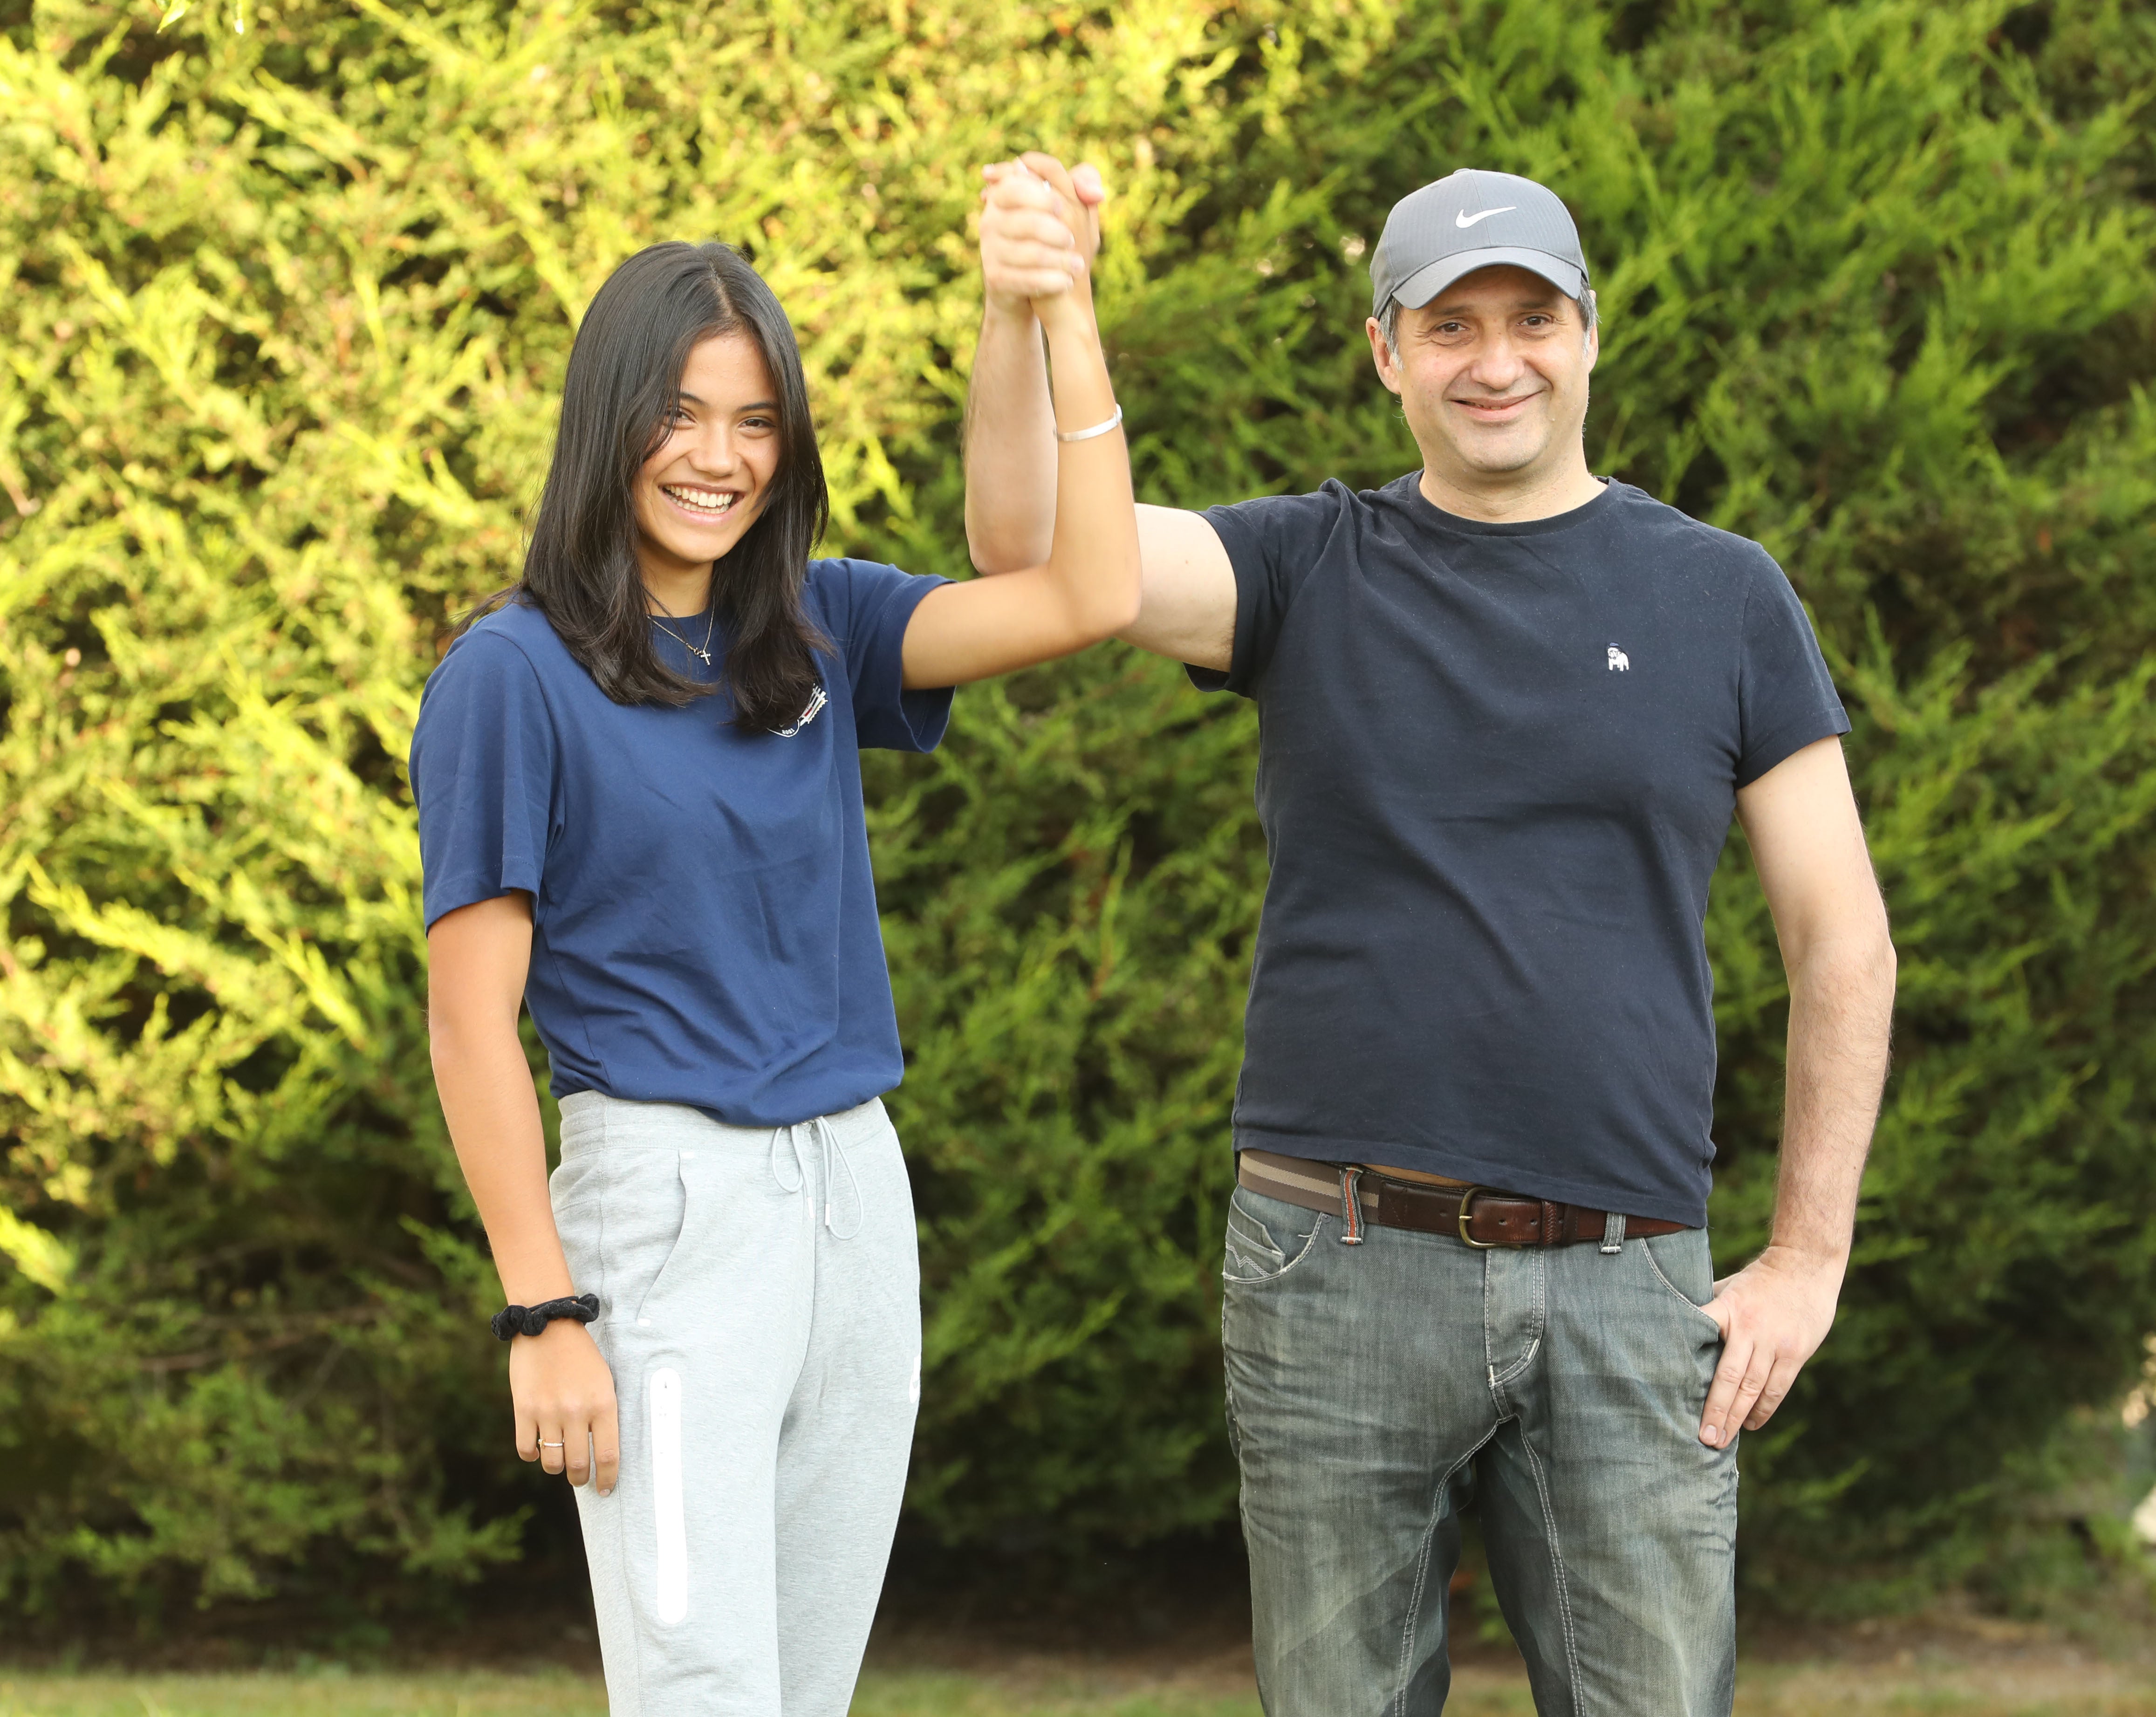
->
xmin=491 ymin=1292 xmax=601 ymax=1341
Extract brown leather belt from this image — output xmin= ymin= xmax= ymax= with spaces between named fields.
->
xmin=1238 ymin=1149 xmax=1690 ymax=1249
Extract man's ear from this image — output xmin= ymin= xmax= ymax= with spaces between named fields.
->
xmin=1366 ymin=317 xmax=1404 ymax=396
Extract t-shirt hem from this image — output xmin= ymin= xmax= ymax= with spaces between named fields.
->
xmin=1196 ymin=499 xmax=1291 ymax=698
xmin=421 ymin=868 xmax=540 ymax=932
xmin=1736 ymin=703 xmax=1851 ymax=787
xmin=1232 ymin=1126 xmax=1710 ymax=1230
xmin=855 ymin=568 xmax=956 ymax=752
xmin=538 ymin=1070 xmax=901 ymax=1130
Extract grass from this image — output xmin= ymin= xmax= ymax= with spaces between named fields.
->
xmin=1 ymin=1660 xmax=2153 ymax=1716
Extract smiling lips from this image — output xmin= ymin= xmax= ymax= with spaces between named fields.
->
xmin=1453 ymin=394 xmax=1539 ymax=420
xmin=661 ymin=484 xmax=739 ymax=519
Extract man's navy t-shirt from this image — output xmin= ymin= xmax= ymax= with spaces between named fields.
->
xmin=409 ymin=558 xmax=950 ymax=1129
xmin=1195 ymin=476 xmax=1848 ymax=1227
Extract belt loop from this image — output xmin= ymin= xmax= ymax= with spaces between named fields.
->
xmin=1337 ymin=1165 xmax=1366 ymax=1245
xmin=1600 ymin=1211 xmax=1627 ymax=1255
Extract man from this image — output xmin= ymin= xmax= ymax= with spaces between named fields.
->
xmin=965 ymin=158 xmax=1896 ymax=1714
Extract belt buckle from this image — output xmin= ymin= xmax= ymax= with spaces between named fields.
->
xmin=1456 ymin=1186 xmax=1499 ymax=1250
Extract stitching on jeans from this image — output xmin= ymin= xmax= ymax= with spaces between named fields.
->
xmin=1218 ymin=1295 xmax=1244 ymax=1465
xmin=1480 ymin=1252 xmax=1497 ymax=1388
xmin=1392 ymin=1428 xmax=1499 ymax=1717
xmin=1224 ymin=1205 xmax=1286 ymax=1266
xmin=1491 ymin=1334 xmax=1541 ymax=1389
xmin=1640 ymin=1234 xmax=1725 ymax=1334
xmin=1490 ymin=1256 xmax=1548 ymax=1390
xmin=1220 ymin=1193 xmax=1331 ymax=1286
xmin=1518 ymin=1426 xmax=1586 ymax=1717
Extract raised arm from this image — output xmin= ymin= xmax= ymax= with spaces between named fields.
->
xmin=1697 ymin=735 xmax=1896 ymax=1450
xmin=902 ymin=175 xmax=1141 ymax=688
xmin=962 ymin=159 xmax=1069 ymax=575
xmin=428 ymin=892 xmax=619 ymax=1496
xmin=961 ymin=154 xmax=1238 ymax=674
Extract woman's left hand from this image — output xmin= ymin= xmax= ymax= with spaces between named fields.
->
xmin=512 ymin=1316 xmax=621 ymax=1496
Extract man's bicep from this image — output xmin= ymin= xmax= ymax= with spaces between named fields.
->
xmin=1734 ymin=738 xmax=1888 ymax=965
xmin=1120 ymin=504 xmax=1237 ymax=671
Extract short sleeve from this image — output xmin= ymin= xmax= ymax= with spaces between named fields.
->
xmin=409 ymin=628 xmax=560 ymax=930
xmin=1193 ymin=484 xmax=1352 ymax=696
xmin=1735 ymin=555 xmax=1850 ymax=786
xmin=810 ymin=559 xmax=953 ymax=752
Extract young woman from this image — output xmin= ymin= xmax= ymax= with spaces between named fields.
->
xmin=411 ymin=181 xmax=1125 ymax=1714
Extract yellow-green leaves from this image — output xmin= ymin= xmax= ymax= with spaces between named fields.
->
xmin=0 ymin=1205 xmax=71 ymax=1294
xmin=3 ymin=0 xmax=2155 ymax=1619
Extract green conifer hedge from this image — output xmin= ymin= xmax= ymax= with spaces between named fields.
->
xmin=2 ymin=0 xmax=2153 ymax=1621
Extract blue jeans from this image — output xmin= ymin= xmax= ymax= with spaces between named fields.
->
xmin=1222 ymin=1183 xmax=1737 ymax=1717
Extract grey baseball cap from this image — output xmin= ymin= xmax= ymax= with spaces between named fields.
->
xmin=1369 ymin=168 xmax=1589 ymax=317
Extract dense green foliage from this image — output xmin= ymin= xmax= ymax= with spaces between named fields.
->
xmin=2 ymin=0 xmax=2154 ymax=1622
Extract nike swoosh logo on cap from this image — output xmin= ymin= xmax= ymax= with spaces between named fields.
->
xmin=1455 ymin=206 xmax=1515 ymax=228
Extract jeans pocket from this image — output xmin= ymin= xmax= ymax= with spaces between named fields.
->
xmin=1642 ymin=1229 xmax=1726 ymax=1340
xmin=1222 ymin=1187 xmax=1324 ymax=1285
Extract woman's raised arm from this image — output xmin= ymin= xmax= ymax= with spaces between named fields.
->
xmin=899 ymin=168 xmax=1140 ymax=688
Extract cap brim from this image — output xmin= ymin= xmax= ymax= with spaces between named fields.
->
xmin=1387 ymin=247 xmax=1586 ymax=312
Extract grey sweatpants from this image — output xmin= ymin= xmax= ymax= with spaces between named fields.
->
xmin=552 ymin=1092 xmax=922 ymax=1716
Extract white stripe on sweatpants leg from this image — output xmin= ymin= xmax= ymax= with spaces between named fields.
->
xmin=650 ymin=1368 xmax=688 ymax=1624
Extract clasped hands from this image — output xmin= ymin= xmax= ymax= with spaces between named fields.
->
xmin=978 ymin=152 xmax=1107 ymax=332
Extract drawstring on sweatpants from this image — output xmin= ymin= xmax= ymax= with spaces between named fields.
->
xmin=769 ymin=1117 xmax=863 ymax=1238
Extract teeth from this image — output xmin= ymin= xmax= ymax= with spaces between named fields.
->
xmin=663 ymin=486 xmax=735 ymax=515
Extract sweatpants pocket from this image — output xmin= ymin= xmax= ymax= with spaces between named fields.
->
xmin=586 ymin=1153 xmax=697 ymax=1325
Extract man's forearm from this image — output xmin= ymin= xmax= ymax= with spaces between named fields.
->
xmin=964 ymin=299 xmax=1058 ymax=572
xmin=1768 ymin=934 xmax=1896 ymax=1264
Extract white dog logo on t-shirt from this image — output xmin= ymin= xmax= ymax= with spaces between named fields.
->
xmin=1607 ymin=645 xmax=1630 ymax=672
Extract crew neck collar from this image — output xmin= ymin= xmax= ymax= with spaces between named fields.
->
xmin=1397 ymin=473 xmax=1616 ymax=537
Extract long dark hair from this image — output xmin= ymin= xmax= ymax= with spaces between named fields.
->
xmin=501 ymin=240 xmax=829 ymax=731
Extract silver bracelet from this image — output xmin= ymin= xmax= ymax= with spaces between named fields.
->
xmin=1054 ymin=405 xmax=1124 ymax=443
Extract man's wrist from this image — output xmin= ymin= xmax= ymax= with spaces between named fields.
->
xmin=1759 ymin=1238 xmax=1850 ymax=1274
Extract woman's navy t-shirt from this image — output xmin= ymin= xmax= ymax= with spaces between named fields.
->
xmin=409 ymin=558 xmax=951 ymax=1129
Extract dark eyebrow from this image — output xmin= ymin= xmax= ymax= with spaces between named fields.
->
xmin=673 ymin=391 xmax=781 ymax=411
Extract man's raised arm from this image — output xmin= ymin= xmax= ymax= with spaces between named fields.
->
xmin=965 ymin=154 xmax=1238 ymax=673
xmin=963 ymin=156 xmax=1077 ymax=573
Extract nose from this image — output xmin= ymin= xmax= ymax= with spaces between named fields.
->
xmin=1463 ymin=332 xmax=1531 ymax=392
xmin=684 ymin=422 xmax=742 ymax=476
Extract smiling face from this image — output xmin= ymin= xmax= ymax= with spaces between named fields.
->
xmin=1368 ymin=264 xmax=1598 ymax=504
xmin=630 ymin=331 xmax=782 ymax=608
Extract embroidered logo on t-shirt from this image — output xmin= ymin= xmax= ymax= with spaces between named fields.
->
xmin=775 ymin=684 xmax=828 ymax=738
xmin=1607 ymin=645 xmax=1630 ymax=672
